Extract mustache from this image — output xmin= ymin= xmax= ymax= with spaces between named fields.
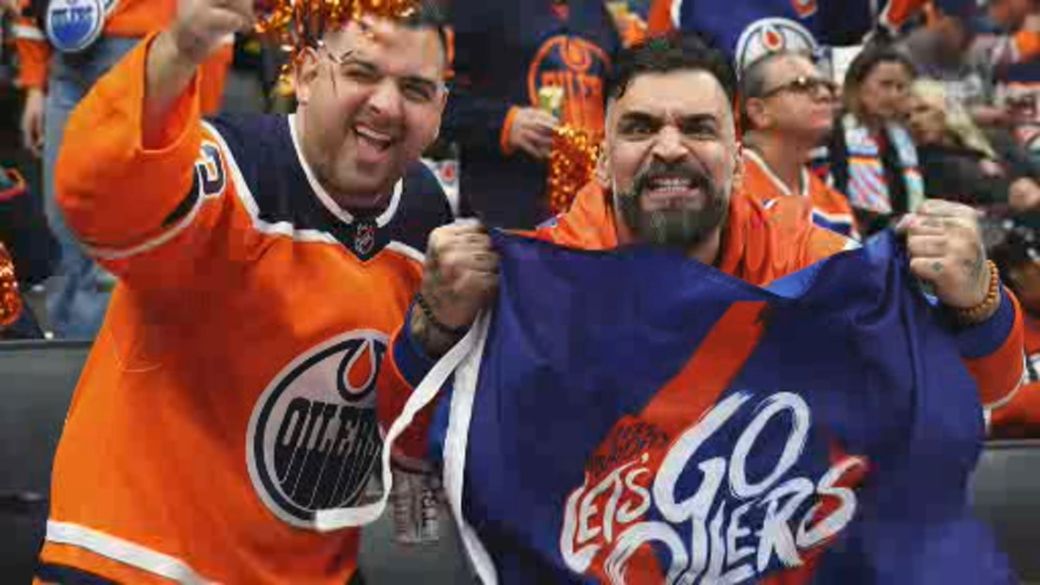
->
xmin=631 ymin=161 xmax=712 ymax=195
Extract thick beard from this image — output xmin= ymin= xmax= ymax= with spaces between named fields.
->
xmin=616 ymin=166 xmax=729 ymax=251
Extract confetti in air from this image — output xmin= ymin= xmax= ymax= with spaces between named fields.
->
xmin=253 ymin=0 xmax=421 ymax=93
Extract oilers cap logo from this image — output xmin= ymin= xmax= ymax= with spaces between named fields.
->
xmin=45 ymin=0 xmax=106 ymax=53
xmin=734 ymin=18 xmax=819 ymax=75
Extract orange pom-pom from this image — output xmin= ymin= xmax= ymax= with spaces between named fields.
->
xmin=0 ymin=243 xmax=22 ymax=328
xmin=547 ymin=125 xmax=601 ymax=215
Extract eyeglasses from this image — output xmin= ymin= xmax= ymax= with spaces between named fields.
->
xmin=760 ymin=76 xmax=838 ymax=100
xmin=320 ymin=45 xmax=449 ymax=106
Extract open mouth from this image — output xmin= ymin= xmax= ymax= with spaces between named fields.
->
xmin=641 ymin=175 xmax=707 ymax=209
xmin=354 ymin=123 xmax=396 ymax=155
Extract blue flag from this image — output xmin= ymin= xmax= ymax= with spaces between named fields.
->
xmin=407 ymin=231 xmax=1012 ymax=584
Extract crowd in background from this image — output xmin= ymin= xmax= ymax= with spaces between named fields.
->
xmin=2 ymin=0 xmax=1040 ymax=433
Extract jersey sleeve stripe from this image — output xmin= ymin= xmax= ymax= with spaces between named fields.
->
xmin=81 ymin=180 xmax=204 ymax=261
xmin=385 ymin=241 xmax=425 ymax=263
xmin=12 ymin=24 xmax=45 ymax=40
xmin=45 ymin=521 xmax=214 ymax=585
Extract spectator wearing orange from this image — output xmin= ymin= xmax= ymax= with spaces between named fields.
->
xmin=739 ymin=50 xmax=857 ymax=238
xmin=12 ymin=0 xmax=232 ymax=338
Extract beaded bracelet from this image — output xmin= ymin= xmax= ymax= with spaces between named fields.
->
xmin=414 ymin=292 xmax=469 ymax=337
xmin=954 ymin=260 xmax=1001 ymax=326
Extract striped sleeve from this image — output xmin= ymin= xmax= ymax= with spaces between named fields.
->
xmin=958 ymin=288 xmax=1026 ymax=411
xmin=54 ymin=33 xmax=250 ymax=287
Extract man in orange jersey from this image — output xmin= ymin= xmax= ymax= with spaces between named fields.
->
xmin=35 ymin=0 xmax=469 ymax=582
xmin=13 ymin=0 xmax=232 ymax=338
xmin=382 ymin=34 xmax=1026 ymax=512
xmin=739 ymin=50 xmax=858 ymax=238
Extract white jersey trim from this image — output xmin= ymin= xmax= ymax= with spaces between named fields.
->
xmin=385 ymin=241 xmax=425 ymax=264
xmin=13 ymin=24 xmax=46 ymax=40
xmin=982 ymin=356 xmax=1026 ymax=412
xmin=89 ymin=121 xmax=421 ymax=260
xmin=46 ymin=521 xmax=214 ymax=584
xmin=204 ymin=120 xmax=340 ymax=245
xmin=811 ymin=208 xmax=856 ymax=226
xmin=83 ymin=168 xmax=207 ymax=260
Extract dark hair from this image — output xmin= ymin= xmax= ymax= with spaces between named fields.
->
xmin=738 ymin=50 xmax=812 ymax=130
xmin=842 ymin=43 xmax=916 ymax=115
xmin=398 ymin=0 xmax=451 ymax=63
xmin=606 ymin=33 xmax=737 ymax=105
xmin=987 ymin=220 xmax=1040 ymax=290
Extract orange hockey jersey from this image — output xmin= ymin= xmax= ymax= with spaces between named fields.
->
xmin=742 ymin=149 xmax=858 ymax=238
xmin=37 ymin=38 xmax=451 ymax=584
xmin=13 ymin=0 xmax=230 ymax=113
xmin=990 ymin=313 xmax=1040 ymax=437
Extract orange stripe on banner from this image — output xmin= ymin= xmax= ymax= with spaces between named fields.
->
xmin=642 ymin=301 xmax=769 ymax=436
xmin=589 ymin=301 xmax=769 ymax=583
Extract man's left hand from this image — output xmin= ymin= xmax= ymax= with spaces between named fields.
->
xmin=896 ymin=200 xmax=993 ymax=314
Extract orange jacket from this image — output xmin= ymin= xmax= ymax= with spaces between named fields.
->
xmin=13 ymin=0 xmax=230 ymax=113
xmin=990 ymin=314 xmax=1040 ymax=437
xmin=742 ymin=149 xmax=859 ymax=238
xmin=382 ymin=180 xmax=1026 ymax=462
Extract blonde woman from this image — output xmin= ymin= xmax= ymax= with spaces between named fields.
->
xmin=907 ymin=78 xmax=1040 ymax=212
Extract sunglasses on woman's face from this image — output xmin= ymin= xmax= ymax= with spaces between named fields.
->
xmin=760 ymin=76 xmax=838 ymax=99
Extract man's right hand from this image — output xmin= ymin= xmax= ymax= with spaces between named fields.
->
xmin=506 ymin=107 xmax=559 ymax=161
xmin=169 ymin=0 xmax=253 ymax=65
xmin=411 ymin=221 xmax=500 ymax=357
xmin=144 ymin=0 xmax=252 ymax=144
xmin=20 ymin=88 xmax=45 ymax=158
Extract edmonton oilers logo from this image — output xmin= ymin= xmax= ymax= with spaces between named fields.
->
xmin=734 ymin=18 xmax=818 ymax=75
xmin=45 ymin=0 xmax=105 ymax=53
xmin=247 ymin=330 xmax=388 ymax=529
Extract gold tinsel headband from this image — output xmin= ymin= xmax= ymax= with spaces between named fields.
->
xmin=254 ymin=0 xmax=421 ymax=64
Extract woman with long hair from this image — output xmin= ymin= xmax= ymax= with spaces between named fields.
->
xmin=828 ymin=44 xmax=924 ymax=236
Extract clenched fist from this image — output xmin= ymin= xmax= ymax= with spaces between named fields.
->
xmin=170 ymin=0 xmax=254 ymax=65
xmin=411 ymin=221 xmax=499 ymax=356
xmin=897 ymin=200 xmax=994 ymax=315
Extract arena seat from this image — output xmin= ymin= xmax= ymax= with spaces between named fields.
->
xmin=970 ymin=439 xmax=1040 ymax=583
xmin=1 ymin=339 xmax=1036 ymax=583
